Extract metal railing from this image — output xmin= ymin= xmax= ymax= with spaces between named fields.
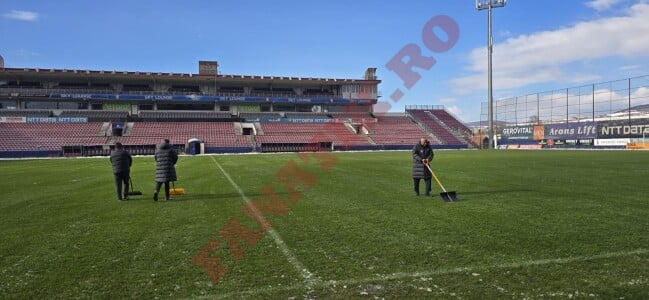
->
xmin=405 ymin=105 xmax=445 ymax=110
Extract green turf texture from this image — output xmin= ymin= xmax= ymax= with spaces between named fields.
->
xmin=0 ymin=150 xmax=647 ymax=299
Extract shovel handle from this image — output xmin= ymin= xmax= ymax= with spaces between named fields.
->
xmin=425 ymin=163 xmax=448 ymax=193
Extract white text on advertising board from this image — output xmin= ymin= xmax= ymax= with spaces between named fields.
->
xmin=600 ymin=124 xmax=649 ymax=136
xmin=548 ymin=124 xmax=596 ymax=136
xmin=502 ymin=127 xmax=532 ymax=135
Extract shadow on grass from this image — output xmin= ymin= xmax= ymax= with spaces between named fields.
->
xmin=168 ymin=192 xmax=260 ymax=202
xmin=126 ymin=191 xmax=298 ymax=202
xmin=418 ymin=189 xmax=532 ymax=202
xmin=453 ymin=189 xmax=533 ymax=200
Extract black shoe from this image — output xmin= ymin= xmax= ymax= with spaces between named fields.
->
xmin=123 ymin=196 xmax=129 ymax=201
xmin=425 ymin=193 xmax=431 ymax=196
xmin=153 ymin=193 xmax=158 ymax=201
xmin=415 ymin=192 xmax=420 ymax=196
xmin=117 ymin=198 xmax=123 ymax=201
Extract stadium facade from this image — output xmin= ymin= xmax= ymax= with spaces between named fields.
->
xmin=0 ymin=61 xmax=474 ymax=158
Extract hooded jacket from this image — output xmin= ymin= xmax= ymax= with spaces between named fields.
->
xmin=412 ymin=141 xmax=434 ymax=179
xmin=154 ymin=141 xmax=178 ymax=182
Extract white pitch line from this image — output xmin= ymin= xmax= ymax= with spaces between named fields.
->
xmin=333 ymin=248 xmax=649 ymax=287
xmin=212 ymin=248 xmax=648 ymax=298
xmin=209 ymin=156 xmax=317 ymax=287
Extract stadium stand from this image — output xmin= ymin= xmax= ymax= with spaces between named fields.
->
xmin=119 ymin=122 xmax=251 ymax=149
xmin=257 ymin=123 xmax=371 ymax=149
xmin=0 ymin=63 xmax=477 ymax=156
xmin=329 ymin=112 xmax=374 ymax=123
xmin=0 ymin=122 xmax=106 ymax=151
xmin=0 ymin=109 xmax=52 ymax=117
xmin=364 ymin=115 xmax=437 ymax=146
xmin=427 ymin=110 xmax=476 ymax=146
xmin=429 ymin=109 xmax=471 ymax=133
xmin=407 ymin=109 xmax=464 ymax=145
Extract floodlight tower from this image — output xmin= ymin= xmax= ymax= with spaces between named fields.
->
xmin=476 ymin=0 xmax=506 ymax=149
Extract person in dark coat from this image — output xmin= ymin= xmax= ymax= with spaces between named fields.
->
xmin=412 ymin=138 xmax=434 ymax=196
xmin=110 ymin=142 xmax=132 ymax=201
xmin=154 ymin=139 xmax=178 ymax=201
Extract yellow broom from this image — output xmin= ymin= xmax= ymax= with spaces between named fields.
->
xmin=169 ymin=181 xmax=186 ymax=195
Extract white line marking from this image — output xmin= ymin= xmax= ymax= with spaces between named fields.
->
xmin=209 ymin=156 xmax=317 ymax=288
xmin=334 ymin=248 xmax=649 ymax=287
xmin=212 ymin=248 xmax=648 ymax=298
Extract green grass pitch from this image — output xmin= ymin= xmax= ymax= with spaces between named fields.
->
xmin=1 ymin=150 xmax=648 ymax=299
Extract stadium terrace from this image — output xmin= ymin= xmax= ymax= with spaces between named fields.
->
xmin=0 ymin=61 xmax=474 ymax=158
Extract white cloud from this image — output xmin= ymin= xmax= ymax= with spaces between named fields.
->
xmin=452 ymin=3 xmax=649 ymax=95
xmin=439 ymin=97 xmax=457 ymax=104
xmin=446 ymin=105 xmax=464 ymax=119
xmin=498 ymin=30 xmax=513 ymax=38
xmin=619 ymin=64 xmax=642 ymax=71
xmin=585 ymin=0 xmax=624 ymax=11
xmin=3 ymin=10 xmax=39 ymax=21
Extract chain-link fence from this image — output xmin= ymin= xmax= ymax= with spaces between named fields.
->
xmin=481 ymin=75 xmax=649 ymax=126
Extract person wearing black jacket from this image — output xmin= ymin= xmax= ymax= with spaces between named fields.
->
xmin=153 ymin=139 xmax=178 ymax=201
xmin=110 ymin=142 xmax=132 ymax=201
xmin=412 ymin=138 xmax=434 ymax=196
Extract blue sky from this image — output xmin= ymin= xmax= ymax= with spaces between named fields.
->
xmin=2 ymin=0 xmax=649 ymax=121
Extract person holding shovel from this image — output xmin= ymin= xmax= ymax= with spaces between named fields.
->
xmin=412 ymin=138 xmax=434 ymax=196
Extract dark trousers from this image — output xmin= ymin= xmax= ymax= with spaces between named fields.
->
xmin=414 ymin=178 xmax=431 ymax=195
xmin=114 ymin=172 xmax=129 ymax=200
xmin=155 ymin=181 xmax=170 ymax=199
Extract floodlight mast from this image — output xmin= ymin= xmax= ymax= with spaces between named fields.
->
xmin=476 ymin=0 xmax=506 ymax=149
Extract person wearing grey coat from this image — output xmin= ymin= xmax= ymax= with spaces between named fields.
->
xmin=110 ymin=142 xmax=132 ymax=201
xmin=412 ymin=138 xmax=434 ymax=196
xmin=154 ymin=139 xmax=178 ymax=201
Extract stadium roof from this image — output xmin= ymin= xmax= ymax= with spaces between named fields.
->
xmin=0 ymin=67 xmax=380 ymax=86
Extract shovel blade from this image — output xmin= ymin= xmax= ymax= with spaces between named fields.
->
xmin=170 ymin=188 xmax=186 ymax=195
xmin=440 ymin=191 xmax=458 ymax=202
xmin=127 ymin=191 xmax=143 ymax=196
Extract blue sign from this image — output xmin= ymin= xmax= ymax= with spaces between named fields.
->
xmin=26 ymin=117 xmax=88 ymax=123
xmin=243 ymin=117 xmax=334 ymax=123
xmin=597 ymin=119 xmax=649 ymax=138
xmin=500 ymin=125 xmax=534 ymax=140
xmin=49 ymin=93 xmax=377 ymax=104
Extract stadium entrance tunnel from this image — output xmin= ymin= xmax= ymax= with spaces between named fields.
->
xmin=187 ymin=138 xmax=204 ymax=155
xmin=111 ymin=122 xmax=125 ymax=136
xmin=482 ymin=137 xmax=490 ymax=149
